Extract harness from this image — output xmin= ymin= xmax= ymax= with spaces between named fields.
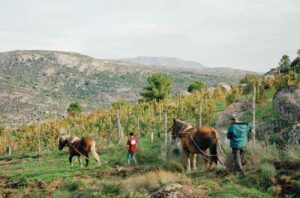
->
xmin=176 ymin=124 xmax=223 ymax=165
xmin=66 ymin=139 xmax=90 ymax=160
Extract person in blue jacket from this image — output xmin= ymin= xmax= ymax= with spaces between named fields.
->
xmin=227 ymin=114 xmax=253 ymax=175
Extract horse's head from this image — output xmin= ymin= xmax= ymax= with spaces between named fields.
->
xmin=172 ymin=118 xmax=193 ymax=140
xmin=58 ymin=135 xmax=69 ymax=150
xmin=172 ymin=118 xmax=184 ymax=139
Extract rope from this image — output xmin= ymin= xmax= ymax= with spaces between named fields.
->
xmin=100 ymin=149 xmax=127 ymax=167
xmin=67 ymin=143 xmax=90 ymax=160
xmin=176 ymin=123 xmax=224 ymax=165
xmin=188 ymin=133 xmax=223 ymax=165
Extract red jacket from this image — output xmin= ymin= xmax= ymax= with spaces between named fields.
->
xmin=127 ymin=136 xmax=137 ymax=153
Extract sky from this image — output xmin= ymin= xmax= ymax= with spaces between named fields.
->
xmin=0 ymin=0 xmax=299 ymax=72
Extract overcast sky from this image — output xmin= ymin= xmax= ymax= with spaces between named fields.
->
xmin=0 ymin=0 xmax=299 ymax=72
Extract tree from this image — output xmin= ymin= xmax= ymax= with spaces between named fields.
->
xmin=187 ymin=80 xmax=206 ymax=93
xmin=239 ymin=74 xmax=257 ymax=84
xmin=213 ymin=86 xmax=225 ymax=99
xmin=67 ymin=102 xmax=82 ymax=116
xmin=279 ymin=55 xmax=291 ymax=73
xmin=225 ymin=90 xmax=239 ymax=106
xmin=291 ymin=50 xmax=300 ymax=74
xmin=140 ymin=73 xmax=173 ymax=101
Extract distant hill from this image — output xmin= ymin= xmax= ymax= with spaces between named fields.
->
xmin=0 ymin=50 xmax=255 ymax=124
xmin=120 ymin=56 xmax=206 ymax=69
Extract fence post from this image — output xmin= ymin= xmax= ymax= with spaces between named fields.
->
xmin=252 ymin=82 xmax=256 ymax=142
xmin=198 ymin=103 xmax=203 ymax=128
xmin=107 ymin=116 xmax=113 ymax=144
xmin=8 ymin=123 xmax=12 ymax=156
xmin=164 ymin=112 xmax=168 ymax=146
xmin=151 ymin=132 xmax=154 ymax=144
xmin=137 ymin=114 xmax=141 ymax=133
xmin=117 ymin=110 xmax=124 ymax=144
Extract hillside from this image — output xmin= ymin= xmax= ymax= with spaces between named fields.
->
xmin=120 ymin=56 xmax=206 ymax=69
xmin=0 ymin=50 xmax=254 ymax=124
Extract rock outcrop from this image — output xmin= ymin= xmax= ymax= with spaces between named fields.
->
xmin=217 ymin=83 xmax=232 ymax=93
xmin=150 ymin=183 xmax=206 ymax=198
xmin=273 ymin=85 xmax=300 ymax=123
xmin=216 ymin=100 xmax=252 ymax=129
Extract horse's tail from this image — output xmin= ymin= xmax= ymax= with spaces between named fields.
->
xmin=91 ymin=140 xmax=101 ymax=166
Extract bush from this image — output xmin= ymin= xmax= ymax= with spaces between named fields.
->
xmin=260 ymin=162 xmax=276 ymax=181
xmin=225 ymin=90 xmax=239 ymax=106
xmin=281 ymin=145 xmax=300 ymax=163
xmin=67 ymin=181 xmax=80 ymax=191
xmin=52 ymin=190 xmax=72 ymax=198
xmin=188 ymin=80 xmax=206 ymax=93
xmin=67 ymin=102 xmax=82 ymax=117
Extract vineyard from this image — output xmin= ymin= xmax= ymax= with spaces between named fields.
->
xmin=0 ymin=68 xmax=300 ymax=197
xmin=0 ymin=90 xmax=219 ymax=156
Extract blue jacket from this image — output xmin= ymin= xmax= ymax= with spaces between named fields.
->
xmin=227 ymin=122 xmax=253 ymax=149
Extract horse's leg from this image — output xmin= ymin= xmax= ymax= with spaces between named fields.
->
xmin=192 ymin=154 xmax=197 ymax=170
xmin=202 ymin=149 xmax=210 ymax=170
xmin=69 ymin=154 xmax=74 ymax=168
xmin=183 ymin=149 xmax=191 ymax=172
xmin=78 ymin=156 xmax=83 ymax=168
xmin=209 ymin=143 xmax=218 ymax=169
xmin=85 ymin=154 xmax=89 ymax=167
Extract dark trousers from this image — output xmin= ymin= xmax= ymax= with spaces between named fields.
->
xmin=232 ymin=148 xmax=246 ymax=175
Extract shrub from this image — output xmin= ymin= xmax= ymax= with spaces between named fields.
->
xmin=67 ymin=102 xmax=82 ymax=117
xmin=260 ymin=162 xmax=276 ymax=181
xmin=52 ymin=190 xmax=72 ymax=198
xmin=188 ymin=80 xmax=206 ymax=93
xmin=67 ymin=181 xmax=80 ymax=191
xmin=281 ymin=145 xmax=300 ymax=163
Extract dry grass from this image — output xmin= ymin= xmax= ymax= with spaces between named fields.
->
xmin=282 ymin=144 xmax=300 ymax=163
xmin=120 ymin=170 xmax=191 ymax=195
xmin=224 ymin=142 xmax=280 ymax=171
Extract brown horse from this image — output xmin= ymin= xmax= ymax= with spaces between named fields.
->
xmin=58 ymin=134 xmax=101 ymax=168
xmin=172 ymin=119 xmax=219 ymax=171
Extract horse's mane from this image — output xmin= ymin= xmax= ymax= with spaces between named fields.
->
xmin=59 ymin=134 xmax=80 ymax=144
xmin=175 ymin=119 xmax=193 ymax=127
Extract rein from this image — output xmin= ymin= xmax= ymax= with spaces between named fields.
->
xmin=67 ymin=141 xmax=90 ymax=160
xmin=176 ymin=123 xmax=223 ymax=165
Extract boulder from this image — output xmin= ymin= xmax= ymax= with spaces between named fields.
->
xmin=273 ymin=86 xmax=300 ymax=123
xmin=207 ymin=87 xmax=215 ymax=95
xmin=177 ymin=91 xmax=192 ymax=97
xmin=150 ymin=183 xmax=206 ymax=198
xmin=263 ymin=75 xmax=276 ymax=88
xmin=217 ymin=83 xmax=232 ymax=93
xmin=216 ymin=101 xmax=252 ymax=129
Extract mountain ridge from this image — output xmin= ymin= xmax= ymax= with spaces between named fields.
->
xmin=0 ymin=50 xmax=255 ymax=124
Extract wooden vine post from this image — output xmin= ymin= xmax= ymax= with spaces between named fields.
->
xmin=163 ymin=111 xmax=168 ymax=159
xmin=164 ymin=111 xmax=168 ymax=145
xmin=4 ymin=125 xmax=12 ymax=156
xmin=116 ymin=110 xmax=124 ymax=144
xmin=198 ymin=103 xmax=203 ymax=128
xmin=107 ymin=116 xmax=113 ymax=144
xmin=252 ymin=81 xmax=256 ymax=143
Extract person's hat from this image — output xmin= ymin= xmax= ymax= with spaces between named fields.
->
xmin=229 ymin=114 xmax=238 ymax=120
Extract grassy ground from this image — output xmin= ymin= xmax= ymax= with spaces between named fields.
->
xmin=1 ymin=133 xmax=298 ymax=198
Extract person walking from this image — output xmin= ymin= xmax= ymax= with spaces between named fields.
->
xmin=227 ymin=114 xmax=253 ymax=176
xmin=127 ymin=132 xmax=138 ymax=166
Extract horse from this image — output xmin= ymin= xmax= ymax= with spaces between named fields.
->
xmin=171 ymin=118 xmax=220 ymax=171
xmin=58 ymin=134 xmax=101 ymax=168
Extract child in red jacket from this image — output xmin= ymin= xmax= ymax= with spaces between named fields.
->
xmin=127 ymin=132 xmax=138 ymax=166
